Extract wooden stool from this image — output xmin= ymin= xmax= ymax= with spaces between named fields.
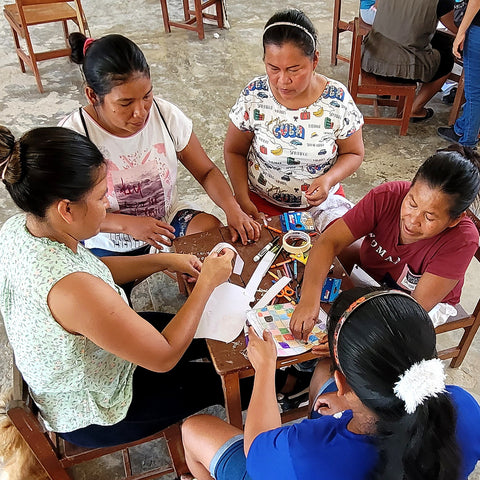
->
xmin=159 ymin=0 xmax=223 ymax=40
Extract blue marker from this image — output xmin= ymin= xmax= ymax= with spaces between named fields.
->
xmin=293 ymin=259 xmax=298 ymax=279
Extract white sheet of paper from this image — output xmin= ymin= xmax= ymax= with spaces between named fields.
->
xmin=350 ymin=264 xmax=381 ymax=288
xmin=194 ymin=282 xmax=251 ymax=342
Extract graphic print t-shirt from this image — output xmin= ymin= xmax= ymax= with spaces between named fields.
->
xmin=59 ymin=98 xmax=192 ymax=252
xmin=229 ymin=75 xmax=363 ymax=208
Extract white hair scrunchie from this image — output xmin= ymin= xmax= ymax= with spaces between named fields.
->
xmin=393 ymin=358 xmax=446 ymax=414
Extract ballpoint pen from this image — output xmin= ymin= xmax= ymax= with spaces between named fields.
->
xmin=253 ymin=236 xmax=280 ymax=262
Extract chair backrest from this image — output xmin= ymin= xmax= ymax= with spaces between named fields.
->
xmin=347 ymin=17 xmax=363 ymax=97
xmin=435 ymin=208 xmax=480 ymax=367
xmin=7 ymin=362 xmax=188 ymax=479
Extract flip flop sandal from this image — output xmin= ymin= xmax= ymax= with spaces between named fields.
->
xmin=410 ymin=107 xmax=434 ymax=123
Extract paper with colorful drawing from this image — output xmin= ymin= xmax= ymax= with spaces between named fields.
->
xmin=195 ymin=242 xmax=279 ymax=342
xmin=246 ymin=302 xmax=327 ymax=357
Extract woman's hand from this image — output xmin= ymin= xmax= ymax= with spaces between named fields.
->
xmin=305 ymin=176 xmax=331 ymax=206
xmin=289 ymin=302 xmax=319 ymax=341
xmin=237 ymin=198 xmax=267 ymax=224
xmin=453 ymin=31 xmax=465 ymax=58
xmin=164 ymin=253 xmax=202 ymax=281
xmin=311 ymin=336 xmax=330 ymax=358
xmin=197 ymin=248 xmax=234 ymax=289
xmin=125 ymin=216 xmax=175 ymax=248
xmin=246 ymin=326 xmax=277 ymax=373
xmin=225 ymin=206 xmax=262 ymax=245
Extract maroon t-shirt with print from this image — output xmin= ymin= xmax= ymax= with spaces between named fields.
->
xmin=343 ymin=181 xmax=478 ymax=305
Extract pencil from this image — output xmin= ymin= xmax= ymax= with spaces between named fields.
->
xmin=265 ymin=225 xmax=283 ymax=234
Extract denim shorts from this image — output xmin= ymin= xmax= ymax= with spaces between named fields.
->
xmin=209 ymin=434 xmax=252 ymax=480
xmin=169 ymin=208 xmax=202 ymax=237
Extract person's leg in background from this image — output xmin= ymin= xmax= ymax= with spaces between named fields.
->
xmin=454 ymin=25 xmax=480 ymax=146
xmin=411 ymin=31 xmax=454 ymax=119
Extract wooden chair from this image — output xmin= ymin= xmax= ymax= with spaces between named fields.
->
xmin=348 ymin=17 xmax=417 ymax=136
xmin=7 ymin=363 xmax=189 ymax=480
xmin=331 ymin=0 xmax=354 ymax=65
xmin=331 ymin=0 xmax=371 ymax=65
xmin=159 ymin=0 xmax=223 ymax=40
xmin=3 ymin=0 xmax=89 ymax=93
xmin=435 ymin=209 xmax=480 ymax=368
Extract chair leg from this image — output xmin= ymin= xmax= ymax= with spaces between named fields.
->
xmin=7 ymin=409 xmax=72 ymax=480
xmin=23 ymin=35 xmax=44 ymax=93
xmin=10 ymin=27 xmax=26 ymax=73
xmin=215 ymin=0 xmax=224 ymax=29
xmin=62 ymin=20 xmax=69 ymax=47
xmin=182 ymin=0 xmax=191 ymax=21
xmin=331 ymin=0 xmax=342 ymax=65
xmin=450 ymin=317 xmax=480 ymax=368
xmin=194 ymin=0 xmax=205 ymax=40
xmin=399 ymin=93 xmax=415 ymax=136
xmin=448 ymin=72 xmax=465 ymax=126
xmin=122 ymin=448 xmax=133 ymax=476
xmin=159 ymin=0 xmax=172 ymax=34
xmin=164 ymin=424 xmax=189 ymax=476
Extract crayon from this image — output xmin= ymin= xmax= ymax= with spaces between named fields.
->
xmin=265 ymin=225 xmax=283 ymax=234
xmin=270 ymin=258 xmax=294 ymax=269
xmin=268 ymin=270 xmax=280 ymax=280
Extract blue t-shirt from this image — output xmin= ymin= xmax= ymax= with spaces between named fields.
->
xmin=246 ymin=386 xmax=480 ymax=480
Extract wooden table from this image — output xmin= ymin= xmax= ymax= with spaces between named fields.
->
xmin=174 ymin=217 xmax=353 ymax=428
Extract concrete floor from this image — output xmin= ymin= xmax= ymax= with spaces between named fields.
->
xmin=0 ymin=0 xmax=479 ymax=478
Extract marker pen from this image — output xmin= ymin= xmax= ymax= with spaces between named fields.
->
xmin=253 ymin=236 xmax=280 ymax=262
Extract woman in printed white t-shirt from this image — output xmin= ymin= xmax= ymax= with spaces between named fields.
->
xmin=60 ymin=33 xmax=260 ymax=261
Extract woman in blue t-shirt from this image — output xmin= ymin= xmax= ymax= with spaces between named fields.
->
xmin=181 ymin=288 xmax=480 ymax=480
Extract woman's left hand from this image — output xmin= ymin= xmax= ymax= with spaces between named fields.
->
xmin=453 ymin=31 xmax=466 ymax=58
xmin=164 ymin=253 xmax=202 ymax=282
xmin=305 ymin=176 xmax=331 ymax=206
xmin=226 ymin=207 xmax=262 ymax=245
xmin=246 ymin=326 xmax=277 ymax=373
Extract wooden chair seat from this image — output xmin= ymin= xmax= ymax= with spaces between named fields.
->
xmin=159 ymin=0 xmax=223 ymax=40
xmin=7 ymin=364 xmax=188 ymax=479
xmin=3 ymin=0 xmax=89 ymax=93
xmin=348 ymin=17 xmax=417 ymax=136
xmin=4 ymin=2 xmax=79 ymax=27
xmin=434 ymin=210 xmax=480 ymax=368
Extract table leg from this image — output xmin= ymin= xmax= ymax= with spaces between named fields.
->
xmin=221 ymin=372 xmax=243 ymax=429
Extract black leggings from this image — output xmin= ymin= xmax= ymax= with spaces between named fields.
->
xmin=58 ymin=312 xmax=226 ymax=448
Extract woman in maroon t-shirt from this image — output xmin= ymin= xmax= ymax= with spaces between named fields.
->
xmin=291 ymin=148 xmax=480 ymax=342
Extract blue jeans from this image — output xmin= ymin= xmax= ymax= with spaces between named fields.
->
xmin=454 ymin=24 xmax=480 ymax=147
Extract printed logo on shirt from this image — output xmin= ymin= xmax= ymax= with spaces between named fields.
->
xmin=273 ymin=123 xmax=305 ymax=140
xmin=368 ymin=234 xmax=401 ymax=265
xmin=322 ymin=85 xmax=345 ymax=102
xmin=397 ymin=264 xmax=421 ymax=292
xmin=243 ymin=78 xmax=268 ymax=96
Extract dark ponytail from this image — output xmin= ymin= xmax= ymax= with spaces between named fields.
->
xmin=69 ymin=33 xmax=150 ymax=100
xmin=0 ymin=126 xmax=105 ymax=218
xmin=327 ymin=287 xmax=461 ymax=480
